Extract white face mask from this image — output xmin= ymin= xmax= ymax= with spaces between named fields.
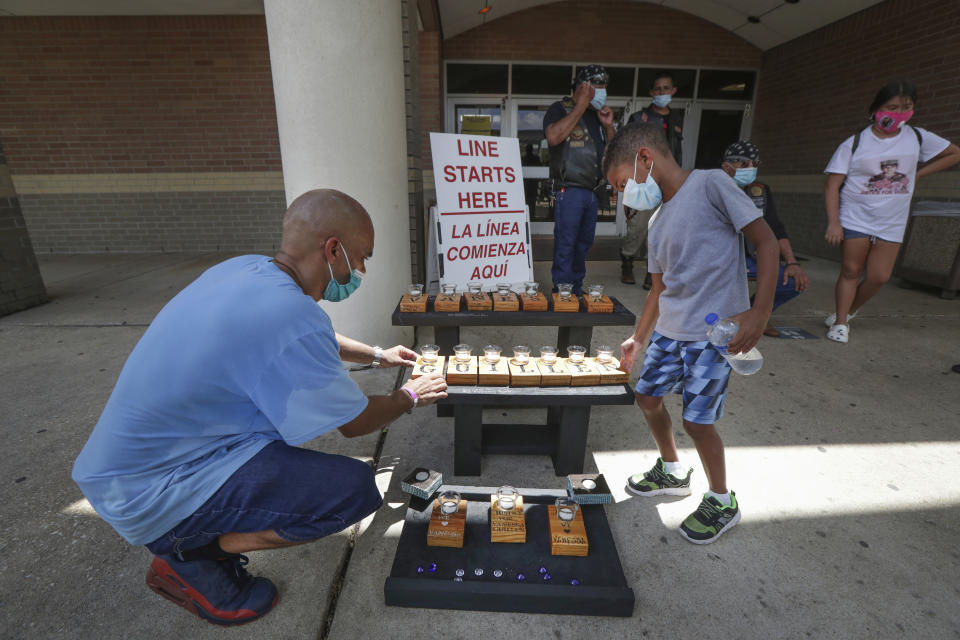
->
xmin=622 ymin=154 xmax=662 ymax=211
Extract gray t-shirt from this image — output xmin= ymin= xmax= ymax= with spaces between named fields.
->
xmin=647 ymin=169 xmax=762 ymax=341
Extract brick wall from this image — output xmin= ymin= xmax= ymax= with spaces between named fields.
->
xmin=444 ymin=0 xmax=762 ymax=67
xmin=419 ymin=31 xmax=443 ymax=172
xmin=403 ymin=0 xmax=426 ymax=282
xmin=0 ymin=16 xmax=280 ymax=174
xmin=753 ymin=0 xmax=960 ymax=260
xmin=0 ymin=142 xmax=47 ymax=316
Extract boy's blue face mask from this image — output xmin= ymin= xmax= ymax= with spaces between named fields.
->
xmin=622 ymin=153 xmax=662 ymax=211
xmin=323 ymin=242 xmax=363 ymax=302
xmin=733 ymin=167 xmax=758 ymax=187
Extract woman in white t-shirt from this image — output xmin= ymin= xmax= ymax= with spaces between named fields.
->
xmin=823 ymin=80 xmax=960 ymax=343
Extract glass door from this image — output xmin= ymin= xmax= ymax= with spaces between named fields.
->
xmin=445 ymin=99 xmax=505 ymax=137
xmin=683 ymin=100 xmax=752 ymax=170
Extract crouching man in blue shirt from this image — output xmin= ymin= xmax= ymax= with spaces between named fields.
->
xmin=72 ymin=189 xmax=448 ymax=626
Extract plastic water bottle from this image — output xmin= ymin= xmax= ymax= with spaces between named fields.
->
xmin=704 ymin=313 xmax=764 ymax=375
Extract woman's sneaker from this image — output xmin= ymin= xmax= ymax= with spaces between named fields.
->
xmin=626 ymin=458 xmax=692 ymax=496
xmin=826 ymin=323 xmax=849 ymax=343
xmin=679 ymin=493 xmax=741 ymax=544
xmin=146 ymin=553 xmax=278 ymax=626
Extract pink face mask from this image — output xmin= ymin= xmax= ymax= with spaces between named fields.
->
xmin=875 ymin=110 xmax=914 ymax=133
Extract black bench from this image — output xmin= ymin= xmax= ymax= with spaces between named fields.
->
xmin=435 ymin=383 xmax=635 ymax=476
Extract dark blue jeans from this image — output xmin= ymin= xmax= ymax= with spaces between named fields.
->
xmin=552 ymin=187 xmax=598 ymax=293
xmin=745 ymin=255 xmax=802 ymax=311
xmin=145 ymin=441 xmax=382 ymax=557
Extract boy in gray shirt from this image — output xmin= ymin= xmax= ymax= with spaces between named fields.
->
xmin=603 ymin=122 xmax=779 ymax=544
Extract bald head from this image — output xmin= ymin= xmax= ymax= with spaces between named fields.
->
xmin=281 ymin=189 xmax=373 ymax=257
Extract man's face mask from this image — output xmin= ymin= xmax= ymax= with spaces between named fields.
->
xmin=323 ymin=242 xmax=363 ymax=302
xmin=622 ymin=153 xmax=662 ymax=211
xmin=652 ymin=94 xmax=672 ymax=108
xmin=590 ymin=87 xmax=607 ymax=110
xmin=733 ymin=167 xmax=758 ymax=187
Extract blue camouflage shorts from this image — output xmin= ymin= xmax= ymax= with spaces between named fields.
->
xmin=634 ymin=331 xmax=732 ymax=424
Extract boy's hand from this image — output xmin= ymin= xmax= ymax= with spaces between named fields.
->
xmin=620 ymin=337 xmax=644 ymax=372
xmin=726 ymin=309 xmax=767 ymax=354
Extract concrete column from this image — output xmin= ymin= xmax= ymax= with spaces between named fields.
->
xmin=264 ymin=0 xmax=410 ymax=346
xmin=0 ymin=141 xmax=47 ymax=317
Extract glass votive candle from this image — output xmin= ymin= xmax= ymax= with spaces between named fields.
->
xmin=497 ymin=282 xmax=511 ymax=296
xmin=441 ymin=283 xmax=457 ymax=297
xmin=588 ymin=283 xmax=604 ymax=301
xmin=524 ymin=281 xmax=539 ymax=296
xmin=596 ymin=345 xmax=613 ymax=364
xmin=497 ymin=485 xmax=519 ymax=512
xmin=453 ymin=344 xmax=472 ymax=362
xmin=483 ymin=345 xmax=501 ymax=364
xmin=512 ymin=346 xmax=530 ymax=365
xmin=409 ymin=283 xmax=424 ymax=299
xmin=567 ymin=345 xmax=586 ymax=364
xmin=420 ymin=344 xmax=439 ymax=363
xmin=555 ymin=497 xmax=579 ymax=524
xmin=558 ymin=283 xmax=574 ymax=300
xmin=540 ymin=346 xmax=558 ymax=364
xmin=468 ymin=282 xmax=482 ymax=296
xmin=438 ymin=490 xmax=461 ymax=526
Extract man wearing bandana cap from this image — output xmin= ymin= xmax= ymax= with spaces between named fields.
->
xmin=542 ymin=64 xmax=616 ymax=294
xmin=721 ymin=141 xmax=809 ymax=336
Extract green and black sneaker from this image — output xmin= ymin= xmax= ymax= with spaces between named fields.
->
xmin=626 ymin=458 xmax=693 ymax=497
xmin=679 ymin=492 xmax=741 ymax=544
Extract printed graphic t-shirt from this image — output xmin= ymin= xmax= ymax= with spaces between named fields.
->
xmin=72 ymin=255 xmax=368 ymax=545
xmin=824 ymin=125 xmax=949 ymax=242
xmin=647 ymin=169 xmax=762 ymax=341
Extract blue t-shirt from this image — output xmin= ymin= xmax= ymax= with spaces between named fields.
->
xmin=71 ymin=255 xmax=369 ymax=545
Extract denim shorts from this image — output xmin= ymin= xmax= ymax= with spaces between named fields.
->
xmin=145 ymin=441 xmax=383 ymax=557
xmin=634 ymin=331 xmax=732 ymax=425
xmin=843 ymin=227 xmax=877 ymax=243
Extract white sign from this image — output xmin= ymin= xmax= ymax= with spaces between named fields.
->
xmin=429 ymin=132 xmax=532 ymax=290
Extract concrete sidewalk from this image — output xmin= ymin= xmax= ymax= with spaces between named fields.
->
xmin=1 ymin=253 xmax=958 ymax=639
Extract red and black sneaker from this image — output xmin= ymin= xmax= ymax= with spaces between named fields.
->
xmin=146 ymin=553 xmax=278 ymax=626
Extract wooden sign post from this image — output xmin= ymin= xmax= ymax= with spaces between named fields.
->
xmin=552 ymin=293 xmax=580 ymax=312
xmin=446 ymin=356 xmax=478 ymax=385
xmin=566 ymin=358 xmax=600 ymax=386
xmin=584 ymin=294 xmax=614 ymax=313
xmin=548 ymin=505 xmax=589 ymax=556
xmin=427 ymin=498 xmax=466 ymax=548
xmin=477 ymin=358 xmax=510 ymax=385
xmin=520 ymin=291 xmax=548 ymax=311
xmin=493 ymin=290 xmax=519 ymax=311
xmin=508 ymin=359 xmax=541 ymax=386
xmin=399 ymin=293 xmax=428 ymax=313
xmin=434 ymin=292 xmax=462 ymax=312
xmin=465 ymin=291 xmax=492 ymax=311
xmin=536 ymin=358 xmax=571 ymax=386
xmin=411 ymin=356 xmax=446 ymax=380
xmin=589 ymin=357 xmax=630 ymax=384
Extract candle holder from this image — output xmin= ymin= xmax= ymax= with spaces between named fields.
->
xmin=409 ymin=283 xmax=424 ymax=300
xmin=496 ymin=485 xmax=518 ymax=512
xmin=496 ymin=282 xmax=511 ymax=296
xmin=483 ymin=345 xmax=501 ymax=364
xmin=468 ymin=282 xmax=482 ymax=295
xmin=540 ymin=346 xmax=558 ymax=365
xmin=567 ymin=345 xmax=586 ymax=364
xmin=557 ymin=283 xmax=574 ymax=300
xmin=420 ymin=344 xmax=439 ymax=364
xmin=511 ymin=346 xmax=530 ymax=365
xmin=524 ymin=281 xmax=539 ymax=296
xmin=595 ymin=345 xmax=613 ymax=364
xmin=587 ymin=283 xmax=604 ymax=301
xmin=555 ymin=497 xmax=579 ymax=532
xmin=453 ymin=344 xmax=472 ymax=362
xmin=438 ymin=490 xmax=461 ymax=527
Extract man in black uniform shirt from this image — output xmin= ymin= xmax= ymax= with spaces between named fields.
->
xmin=621 ymin=71 xmax=684 ymax=286
xmin=721 ymin=140 xmax=810 ymax=337
xmin=542 ymin=64 xmax=616 ymax=294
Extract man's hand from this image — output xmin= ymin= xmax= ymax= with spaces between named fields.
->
xmin=597 ymin=106 xmax=614 ymax=128
xmin=381 ymin=345 xmax=418 ymax=368
xmin=402 ymin=373 xmax=447 ymax=407
xmin=783 ymin=263 xmax=809 ymax=292
xmin=573 ymin=82 xmax=594 ymax=110
xmin=620 ymin=336 xmax=644 ymax=373
xmin=726 ymin=309 xmax=767 ymax=355
xmin=825 ymin=221 xmax=843 ymax=247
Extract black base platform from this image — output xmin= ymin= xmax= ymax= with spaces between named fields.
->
xmin=384 ymin=485 xmax=635 ymax=617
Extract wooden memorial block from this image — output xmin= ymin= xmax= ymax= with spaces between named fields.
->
xmin=589 ymin=357 xmax=630 ymax=385
xmin=445 ymin=356 xmax=478 ymax=385
xmin=489 ymin=495 xmax=526 ymax=543
xmin=493 ymin=292 xmax=519 ymax=312
xmin=537 ymin=358 xmax=571 ymax=386
xmin=584 ymin=294 xmax=614 ymax=313
xmin=507 ymin=359 xmax=541 ymax=387
xmin=433 ymin=293 xmax=462 ymax=312
xmin=399 ymin=293 xmax=428 ymax=313
xmin=548 ymin=505 xmax=589 ymax=556
xmin=411 ymin=356 xmax=445 ymax=380
xmin=565 ymin=358 xmax=600 ymax=386
xmin=551 ymin=293 xmax=580 ymax=312
xmin=426 ymin=498 xmax=466 ymax=548
xmin=520 ymin=292 xmax=548 ymax=311
xmin=477 ymin=358 xmax=510 ymax=386
xmin=465 ymin=292 xmax=492 ymax=311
